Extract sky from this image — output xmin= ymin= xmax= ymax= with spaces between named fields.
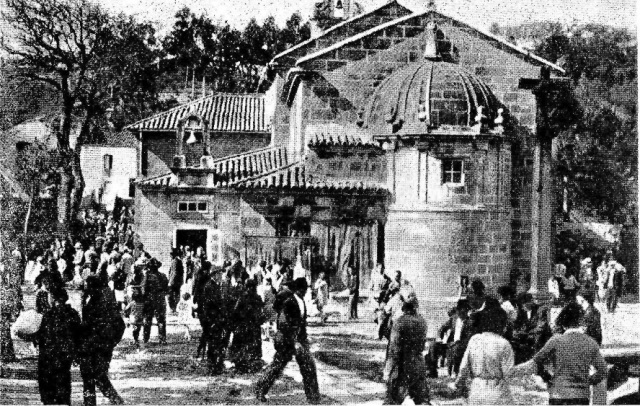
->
xmin=96 ymin=0 xmax=637 ymax=34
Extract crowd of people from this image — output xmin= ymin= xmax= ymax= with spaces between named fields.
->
xmin=0 ymin=209 xmax=631 ymax=406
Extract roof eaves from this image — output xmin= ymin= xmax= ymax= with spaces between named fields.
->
xmin=295 ymin=10 xmax=565 ymax=74
xmin=271 ymin=0 xmax=414 ymax=64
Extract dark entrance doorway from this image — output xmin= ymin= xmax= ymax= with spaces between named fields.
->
xmin=176 ymin=229 xmax=207 ymax=254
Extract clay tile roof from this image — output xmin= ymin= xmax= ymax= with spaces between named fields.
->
xmin=126 ymin=93 xmax=269 ymax=133
xmin=233 ymin=162 xmax=387 ymax=193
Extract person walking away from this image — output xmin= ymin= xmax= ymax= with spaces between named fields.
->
xmin=79 ymin=275 xmax=125 ymax=406
xmin=450 ymin=304 xmax=514 ymax=405
xmin=36 ymin=286 xmax=81 ymax=405
xmin=177 ymin=292 xmax=194 ymax=341
xmin=230 ymin=279 xmax=266 ymax=373
xmin=168 ymin=248 xmax=184 ymax=314
xmin=576 ymin=290 xmax=605 ymax=405
xmin=508 ymin=301 xmax=607 ymax=405
xmin=383 ymin=296 xmax=430 ymax=405
xmin=142 ymin=258 xmax=168 ymax=345
xmin=201 ymin=265 xmax=227 ymax=374
xmin=313 ymin=272 xmax=329 ymax=325
xmin=193 ymin=259 xmax=212 ymax=359
xmin=124 ymin=285 xmax=145 ymax=347
xmin=255 ymin=278 xmax=320 ymax=403
xmin=348 ymin=266 xmax=359 ymax=320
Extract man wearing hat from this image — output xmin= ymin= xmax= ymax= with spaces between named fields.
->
xmin=79 ymin=274 xmax=124 ymax=406
xmin=142 ymin=258 xmax=168 ymax=344
xmin=255 ymin=277 xmax=320 ymax=403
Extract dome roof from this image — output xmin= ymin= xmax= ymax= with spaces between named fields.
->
xmin=364 ymin=60 xmax=502 ymax=136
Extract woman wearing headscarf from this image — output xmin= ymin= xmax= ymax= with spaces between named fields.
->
xmin=450 ymin=301 xmax=514 ymax=405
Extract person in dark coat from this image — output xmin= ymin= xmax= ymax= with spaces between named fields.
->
xmin=193 ymin=258 xmax=212 ymax=358
xmin=79 ymin=275 xmax=124 ymax=406
xmin=230 ymin=278 xmax=266 ymax=373
xmin=255 ymin=278 xmax=320 ymax=403
xmin=142 ymin=258 xmax=168 ymax=344
xmin=383 ymin=296 xmax=430 ymax=405
xmin=167 ymin=248 xmax=184 ymax=313
xmin=36 ymin=286 xmax=81 ymax=405
xmin=348 ymin=266 xmax=359 ymax=320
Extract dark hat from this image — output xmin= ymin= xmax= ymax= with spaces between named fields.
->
xmin=287 ymin=277 xmax=308 ymax=291
xmin=146 ymin=257 xmax=162 ymax=270
xmin=49 ymin=286 xmax=69 ymax=303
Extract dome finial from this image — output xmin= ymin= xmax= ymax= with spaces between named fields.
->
xmin=427 ymin=0 xmax=436 ymax=10
xmin=424 ymin=20 xmax=438 ymax=60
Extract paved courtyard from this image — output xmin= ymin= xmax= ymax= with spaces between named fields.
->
xmin=1 ymin=301 xmax=638 ymax=405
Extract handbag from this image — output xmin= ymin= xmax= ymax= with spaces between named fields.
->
xmin=11 ymin=309 xmax=43 ymax=340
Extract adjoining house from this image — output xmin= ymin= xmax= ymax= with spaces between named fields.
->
xmin=130 ymin=1 xmax=565 ymax=334
xmin=80 ymin=131 xmax=138 ymax=211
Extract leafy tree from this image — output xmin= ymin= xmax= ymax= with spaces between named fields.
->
xmin=280 ymin=12 xmax=312 ymax=50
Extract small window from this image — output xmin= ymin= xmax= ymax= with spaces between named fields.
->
xmin=103 ymin=154 xmax=113 ymax=176
xmin=442 ymin=159 xmax=464 ymax=185
xmin=178 ymin=201 xmax=208 ymax=213
xmin=349 ymin=162 xmax=362 ymax=171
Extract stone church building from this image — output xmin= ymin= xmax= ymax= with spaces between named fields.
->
xmin=128 ymin=1 xmax=564 ymax=333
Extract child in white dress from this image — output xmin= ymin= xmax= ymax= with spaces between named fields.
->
xmin=177 ymin=292 xmax=194 ymax=340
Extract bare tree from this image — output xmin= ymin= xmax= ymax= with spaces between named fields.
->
xmin=1 ymin=0 xmax=159 ymax=231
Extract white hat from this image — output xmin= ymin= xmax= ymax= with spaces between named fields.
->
xmin=581 ymin=257 xmax=592 ymax=266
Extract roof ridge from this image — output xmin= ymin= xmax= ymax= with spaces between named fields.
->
xmin=271 ymin=0 xmax=413 ymax=63
xmin=295 ymin=10 xmax=564 ymax=74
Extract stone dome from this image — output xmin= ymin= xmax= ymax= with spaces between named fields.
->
xmin=364 ymin=60 xmax=502 ymax=136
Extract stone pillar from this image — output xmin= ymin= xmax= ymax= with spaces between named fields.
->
xmin=173 ymin=125 xmax=186 ymax=168
xmin=200 ymin=122 xmax=213 ymax=168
